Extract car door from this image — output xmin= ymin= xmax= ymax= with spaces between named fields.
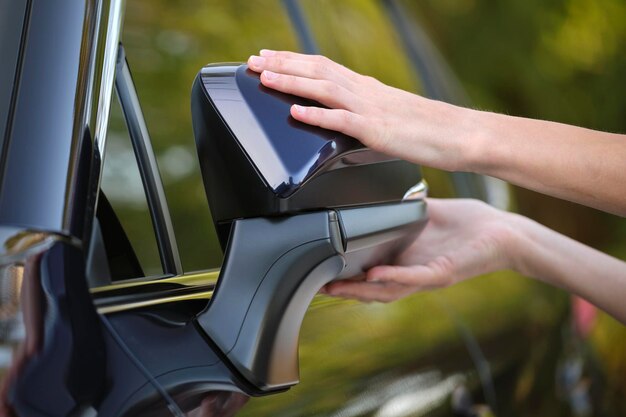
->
xmin=0 ymin=0 xmax=197 ymax=415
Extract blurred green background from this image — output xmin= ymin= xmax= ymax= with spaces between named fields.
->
xmin=102 ymin=0 xmax=626 ymax=415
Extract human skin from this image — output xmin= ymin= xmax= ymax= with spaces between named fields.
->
xmin=247 ymin=50 xmax=626 ymax=216
xmin=321 ymin=198 xmax=626 ymax=324
xmin=246 ymin=50 xmax=626 ymax=324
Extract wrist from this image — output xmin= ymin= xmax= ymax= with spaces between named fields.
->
xmin=501 ymin=212 xmax=543 ymax=278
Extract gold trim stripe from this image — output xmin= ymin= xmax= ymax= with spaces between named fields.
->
xmin=90 ymin=269 xmax=220 ymax=294
xmin=97 ymin=289 xmax=214 ymax=315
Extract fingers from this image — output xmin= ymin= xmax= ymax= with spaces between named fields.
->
xmin=252 ymin=49 xmax=358 ymax=81
xmin=259 ymin=70 xmax=362 ymax=112
xmin=366 ymin=260 xmax=455 ymax=289
xmin=367 ymin=236 xmax=507 ymax=289
xmin=323 ymin=280 xmax=415 ymax=303
xmin=290 ymin=105 xmax=366 ymax=139
xmin=248 ymin=54 xmax=354 ymax=88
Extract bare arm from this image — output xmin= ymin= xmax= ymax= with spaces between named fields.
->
xmin=321 ymin=199 xmax=626 ymax=324
xmin=247 ymin=50 xmax=626 ymax=216
xmin=513 ymin=212 xmax=626 ymax=323
xmin=467 ymin=112 xmax=626 ymax=216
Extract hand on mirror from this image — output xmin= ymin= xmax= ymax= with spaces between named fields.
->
xmin=247 ymin=50 xmax=474 ymax=172
xmin=320 ymin=198 xmax=520 ymax=303
xmin=248 ymin=50 xmax=626 ymax=215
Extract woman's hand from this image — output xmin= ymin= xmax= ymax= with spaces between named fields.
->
xmin=321 ymin=198 xmax=521 ymax=303
xmin=319 ymin=198 xmax=626 ymax=325
xmin=247 ymin=50 xmax=474 ymax=172
xmin=248 ymin=50 xmax=626 ymax=215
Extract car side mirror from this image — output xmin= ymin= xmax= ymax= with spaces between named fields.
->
xmin=191 ymin=64 xmax=428 ymax=394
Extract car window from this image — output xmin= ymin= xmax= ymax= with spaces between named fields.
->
xmin=99 ymin=92 xmax=163 ymax=279
xmin=298 ymin=0 xmax=457 ymax=198
xmin=120 ymin=0 xmax=300 ymax=272
xmin=0 ymin=0 xmax=28 ymax=151
xmin=299 ymin=0 xmax=421 ymax=93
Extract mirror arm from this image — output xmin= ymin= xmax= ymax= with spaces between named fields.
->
xmin=196 ymin=200 xmax=427 ymax=394
xmin=196 ymin=210 xmax=344 ymax=392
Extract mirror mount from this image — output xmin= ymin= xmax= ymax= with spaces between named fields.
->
xmin=191 ymin=62 xmax=429 ymax=394
xmin=196 ymin=201 xmax=427 ymax=393
xmin=197 ymin=210 xmax=344 ymax=392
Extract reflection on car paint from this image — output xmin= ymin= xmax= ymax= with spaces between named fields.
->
xmin=186 ymin=392 xmax=249 ymax=417
xmin=327 ymin=370 xmax=466 ymax=417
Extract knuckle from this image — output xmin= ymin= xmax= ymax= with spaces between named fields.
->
xmin=315 ymin=63 xmax=332 ymax=78
xmin=340 ymin=110 xmax=352 ymax=125
xmin=273 ymin=57 xmax=286 ymax=71
xmin=322 ymin=80 xmax=339 ymax=96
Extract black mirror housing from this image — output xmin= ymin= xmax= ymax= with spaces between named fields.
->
xmin=191 ymin=64 xmax=422 ymax=247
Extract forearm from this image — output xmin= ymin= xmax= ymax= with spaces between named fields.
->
xmin=248 ymin=51 xmax=626 ymax=214
xmin=510 ymin=214 xmax=626 ymax=324
xmin=464 ymin=109 xmax=626 ymax=216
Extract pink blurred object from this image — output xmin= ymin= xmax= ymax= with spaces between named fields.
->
xmin=572 ymin=296 xmax=597 ymax=337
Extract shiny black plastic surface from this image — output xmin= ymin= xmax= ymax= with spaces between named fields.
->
xmin=191 ymin=63 xmax=422 ymax=247
xmin=235 ymin=65 xmax=378 ymax=197
xmin=0 ymin=0 xmax=93 ymax=238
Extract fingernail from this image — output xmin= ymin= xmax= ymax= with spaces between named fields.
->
xmin=293 ymin=104 xmax=305 ymax=114
xmin=248 ymin=55 xmax=265 ymax=67
xmin=260 ymin=49 xmax=276 ymax=57
xmin=263 ymin=70 xmax=279 ymax=80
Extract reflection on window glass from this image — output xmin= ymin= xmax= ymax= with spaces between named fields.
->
xmin=121 ymin=0 xmax=300 ymax=272
xmin=101 ymin=93 xmax=163 ymax=278
xmin=300 ymin=0 xmax=422 ymax=93
xmin=299 ymin=0 xmax=459 ymax=198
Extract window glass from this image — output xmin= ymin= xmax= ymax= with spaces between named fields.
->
xmin=299 ymin=0 xmax=457 ymax=198
xmin=100 ymin=92 xmax=163 ymax=278
xmin=0 ymin=0 xmax=28 ymax=150
xmin=300 ymin=0 xmax=422 ymax=93
xmin=120 ymin=0 xmax=300 ymax=272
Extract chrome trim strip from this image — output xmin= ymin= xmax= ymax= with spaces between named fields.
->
xmin=402 ymin=179 xmax=429 ymax=201
xmin=82 ymin=0 xmax=104 ymax=129
xmin=93 ymin=0 xmax=124 ymax=158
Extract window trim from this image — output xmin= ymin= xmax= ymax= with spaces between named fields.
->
xmin=113 ymin=44 xmax=182 ymax=276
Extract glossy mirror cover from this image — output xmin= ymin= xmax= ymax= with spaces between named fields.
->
xmin=234 ymin=64 xmax=379 ymax=197
xmin=191 ymin=63 xmax=422 ymax=246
